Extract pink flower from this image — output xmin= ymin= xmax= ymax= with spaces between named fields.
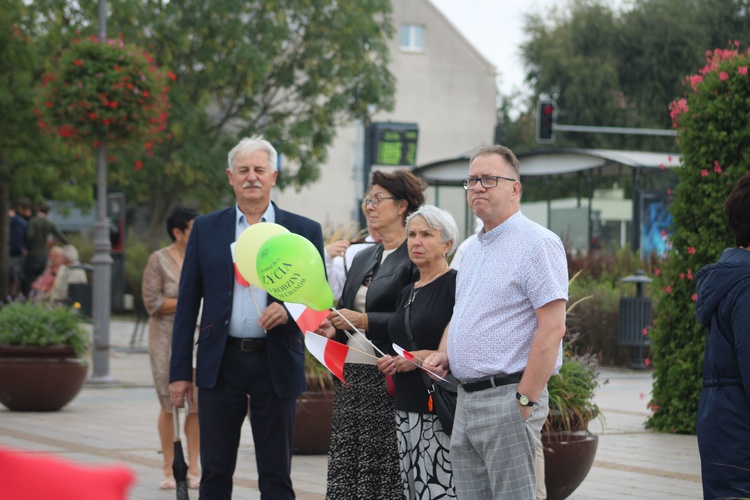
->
xmin=720 ymin=71 xmax=729 ymax=80
xmin=654 ymin=267 xmax=661 ymax=276
xmin=714 ymin=160 xmax=722 ymax=173
xmin=688 ymin=247 xmax=696 ymax=254
xmin=659 ymin=163 xmax=665 ymax=170
xmin=739 ymin=67 xmax=748 ymax=75
xmin=701 ymin=169 xmax=708 ymax=177
xmin=687 ymin=74 xmax=703 ymax=91
xmin=642 ymin=327 xmax=649 ymax=336
xmin=644 ymin=358 xmax=651 ymax=367
xmin=692 ymin=293 xmax=698 ymax=302
xmin=664 ymin=285 xmax=672 ymax=294
xmin=668 ymin=155 xmax=673 ymax=162
xmin=688 ymin=269 xmax=693 ymax=280
xmin=639 ymin=393 xmax=645 ymax=400
xmin=680 ymin=273 xmax=685 ymax=279
xmin=669 ymin=99 xmax=688 ymax=128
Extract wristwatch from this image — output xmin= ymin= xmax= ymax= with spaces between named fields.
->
xmin=516 ymin=392 xmax=536 ymax=407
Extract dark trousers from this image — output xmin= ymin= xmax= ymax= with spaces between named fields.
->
xmin=198 ymin=346 xmax=297 ymax=499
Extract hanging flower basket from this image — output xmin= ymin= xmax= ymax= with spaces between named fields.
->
xmin=37 ymin=36 xmax=171 ymax=150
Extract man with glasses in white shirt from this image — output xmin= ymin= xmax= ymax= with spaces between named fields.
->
xmin=424 ymin=144 xmax=568 ymax=500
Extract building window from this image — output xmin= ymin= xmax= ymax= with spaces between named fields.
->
xmin=400 ymin=24 xmax=425 ymax=52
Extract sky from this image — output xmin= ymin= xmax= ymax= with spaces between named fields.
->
xmin=429 ymin=0 xmax=560 ymax=98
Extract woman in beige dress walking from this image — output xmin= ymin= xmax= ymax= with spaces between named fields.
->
xmin=142 ymin=206 xmax=200 ymax=490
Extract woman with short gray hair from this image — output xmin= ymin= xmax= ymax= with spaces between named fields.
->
xmin=378 ymin=204 xmax=460 ymax=499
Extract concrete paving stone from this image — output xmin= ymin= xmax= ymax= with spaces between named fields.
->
xmin=0 ymin=319 xmax=705 ymax=499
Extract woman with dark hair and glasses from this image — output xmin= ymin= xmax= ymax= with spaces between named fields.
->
xmin=142 ymin=206 xmax=201 ymax=490
xmin=695 ymin=172 xmax=750 ymax=500
xmin=317 ymin=169 xmax=425 ymax=499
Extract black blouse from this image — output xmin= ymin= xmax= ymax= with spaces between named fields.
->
xmin=388 ymin=269 xmax=457 ymax=414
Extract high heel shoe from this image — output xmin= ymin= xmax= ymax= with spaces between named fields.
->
xmin=159 ymin=476 xmax=176 ymax=490
xmin=187 ymin=474 xmax=200 ymax=490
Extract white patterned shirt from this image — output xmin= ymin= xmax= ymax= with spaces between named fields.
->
xmin=448 ymin=210 xmax=568 ymax=380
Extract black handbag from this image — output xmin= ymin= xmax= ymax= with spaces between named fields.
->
xmin=404 ymin=285 xmax=458 ymax=436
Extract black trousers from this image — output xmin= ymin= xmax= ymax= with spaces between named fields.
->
xmin=198 ymin=346 xmax=297 ymax=499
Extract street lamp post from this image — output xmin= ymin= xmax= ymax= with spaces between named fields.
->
xmin=89 ymin=0 xmax=115 ymax=384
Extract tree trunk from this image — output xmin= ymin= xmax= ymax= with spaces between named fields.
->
xmin=0 ymin=155 xmax=11 ymax=299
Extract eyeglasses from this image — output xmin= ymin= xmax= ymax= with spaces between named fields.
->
xmin=364 ymin=195 xmax=396 ymax=207
xmin=462 ymin=175 xmax=517 ymax=190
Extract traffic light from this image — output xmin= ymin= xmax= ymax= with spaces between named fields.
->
xmin=536 ymin=100 xmax=556 ymax=143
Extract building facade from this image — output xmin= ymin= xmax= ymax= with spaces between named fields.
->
xmin=275 ymin=0 xmax=497 ymax=232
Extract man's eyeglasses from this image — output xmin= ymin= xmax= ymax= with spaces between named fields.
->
xmin=462 ymin=175 xmax=517 ymax=190
xmin=364 ymin=196 xmax=396 ymax=207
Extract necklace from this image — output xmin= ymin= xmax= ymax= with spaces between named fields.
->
xmin=405 ymin=264 xmax=450 ymax=308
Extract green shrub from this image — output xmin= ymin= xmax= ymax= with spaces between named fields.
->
xmin=0 ymin=301 xmax=89 ymax=358
xmin=648 ymin=45 xmax=750 ymax=433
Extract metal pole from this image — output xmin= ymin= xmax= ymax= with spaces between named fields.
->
xmin=553 ymin=124 xmax=677 ymax=137
xmin=89 ymin=0 xmax=115 ymax=384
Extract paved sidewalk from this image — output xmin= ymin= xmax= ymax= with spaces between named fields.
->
xmin=0 ymin=318 xmax=702 ymax=499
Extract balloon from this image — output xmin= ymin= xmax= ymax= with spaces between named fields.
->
xmin=255 ymin=233 xmax=334 ymax=311
xmin=235 ymin=222 xmax=290 ymax=288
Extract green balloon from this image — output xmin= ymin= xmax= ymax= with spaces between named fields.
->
xmin=256 ymin=233 xmax=334 ymax=311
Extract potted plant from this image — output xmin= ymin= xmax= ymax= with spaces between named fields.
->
xmin=0 ymin=300 xmax=90 ymax=411
xmin=542 ymin=278 xmax=603 ymax=500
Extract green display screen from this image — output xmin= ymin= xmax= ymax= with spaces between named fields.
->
xmin=373 ymin=124 xmax=418 ymax=166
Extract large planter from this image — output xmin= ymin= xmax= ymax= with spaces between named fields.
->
xmin=0 ymin=345 xmax=89 ymax=411
xmin=542 ymin=430 xmax=599 ymax=500
xmin=293 ymin=375 xmax=335 ymax=455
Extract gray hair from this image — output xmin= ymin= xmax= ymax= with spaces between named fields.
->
xmin=405 ymin=205 xmax=460 ymax=256
xmin=227 ymin=135 xmax=278 ymax=173
xmin=470 ymin=144 xmax=520 ymax=178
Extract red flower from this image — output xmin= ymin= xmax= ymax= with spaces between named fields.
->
xmin=73 ymin=59 xmax=83 ymax=66
xmin=644 ymin=358 xmax=651 ymax=367
xmin=167 ymin=71 xmax=176 ymax=81
xmin=701 ymin=169 xmax=708 ymax=177
xmin=713 ymin=160 xmax=722 ymax=173
xmin=134 ymin=160 xmax=144 ymax=171
xmin=688 ymin=247 xmax=696 ymax=254
xmin=691 ymin=293 xmax=698 ymax=302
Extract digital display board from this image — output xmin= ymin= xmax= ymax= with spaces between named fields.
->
xmin=371 ymin=123 xmax=418 ymax=166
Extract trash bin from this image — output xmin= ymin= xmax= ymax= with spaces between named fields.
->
xmin=68 ymin=283 xmax=92 ymax=318
xmin=619 ymin=270 xmax=652 ymax=369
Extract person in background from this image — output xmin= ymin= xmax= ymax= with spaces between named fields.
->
xmin=316 ymin=169 xmax=425 ymax=499
xmin=30 ymin=246 xmax=65 ymax=301
xmin=376 ymin=205 xmax=459 ymax=499
xmin=169 ymin=136 xmax=324 ymax=499
xmin=325 ymin=203 xmax=383 ymax=302
xmin=449 ymin=217 xmax=481 ymax=270
xmin=8 ymin=207 xmax=27 ymax=296
xmin=694 ymin=172 xmax=750 ymax=500
xmin=424 ymin=145 xmax=568 ymax=500
xmin=142 ymin=207 xmax=201 ymax=490
xmin=24 ymin=201 xmax=68 ymax=293
xmin=61 ymin=245 xmax=88 ymax=285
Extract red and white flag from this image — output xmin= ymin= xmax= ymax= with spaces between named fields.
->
xmin=305 ymin=332 xmax=349 ymax=385
xmin=392 ymin=343 xmax=454 ymax=384
xmin=230 ymin=242 xmax=250 ymax=287
xmin=285 ymin=302 xmax=330 ymax=335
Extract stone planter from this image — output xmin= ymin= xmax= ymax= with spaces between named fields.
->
xmin=542 ymin=430 xmax=599 ymax=500
xmin=293 ymin=375 xmax=335 ymax=455
xmin=0 ymin=345 xmax=89 ymax=411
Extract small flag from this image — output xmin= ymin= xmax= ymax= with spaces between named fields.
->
xmin=230 ymin=242 xmax=250 ymax=287
xmin=285 ymin=303 xmax=330 ymax=334
xmin=305 ymin=332 xmax=349 ymax=384
xmin=392 ymin=343 xmax=455 ymax=385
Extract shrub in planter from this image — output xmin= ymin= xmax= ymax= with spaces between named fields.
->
xmin=0 ymin=301 xmax=89 ymax=357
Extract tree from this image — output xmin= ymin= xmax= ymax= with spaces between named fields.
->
xmin=0 ymin=0 xmax=94 ymax=298
xmin=647 ymin=45 xmax=750 ymax=433
xmin=26 ymin=0 xmax=396 ymax=247
xmin=515 ymin=0 xmax=750 ymax=153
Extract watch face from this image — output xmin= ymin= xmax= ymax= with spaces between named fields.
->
xmin=519 ymin=395 xmax=530 ymax=406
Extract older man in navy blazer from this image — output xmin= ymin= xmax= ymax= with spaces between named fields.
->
xmin=170 ymin=136 xmax=324 ymax=499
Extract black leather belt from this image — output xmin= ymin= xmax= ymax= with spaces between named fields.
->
xmin=461 ymin=372 xmax=523 ymax=393
xmin=227 ymin=337 xmax=267 ymax=352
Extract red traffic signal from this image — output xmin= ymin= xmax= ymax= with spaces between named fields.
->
xmin=536 ymin=100 xmax=556 ymax=143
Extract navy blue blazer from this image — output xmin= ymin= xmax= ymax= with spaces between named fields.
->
xmin=170 ymin=203 xmax=324 ymax=399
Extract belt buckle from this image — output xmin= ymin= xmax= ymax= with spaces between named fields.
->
xmin=240 ymin=338 xmax=257 ymax=351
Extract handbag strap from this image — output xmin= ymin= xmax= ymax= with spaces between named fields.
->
xmin=404 ymin=286 xmax=442 ymax=392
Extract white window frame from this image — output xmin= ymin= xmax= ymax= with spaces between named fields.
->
xmin=400 ymin=24 xmax=425 ymax=52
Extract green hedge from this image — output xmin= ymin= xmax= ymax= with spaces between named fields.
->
xmin=647 ymin=45 xmax=750 ymax=433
